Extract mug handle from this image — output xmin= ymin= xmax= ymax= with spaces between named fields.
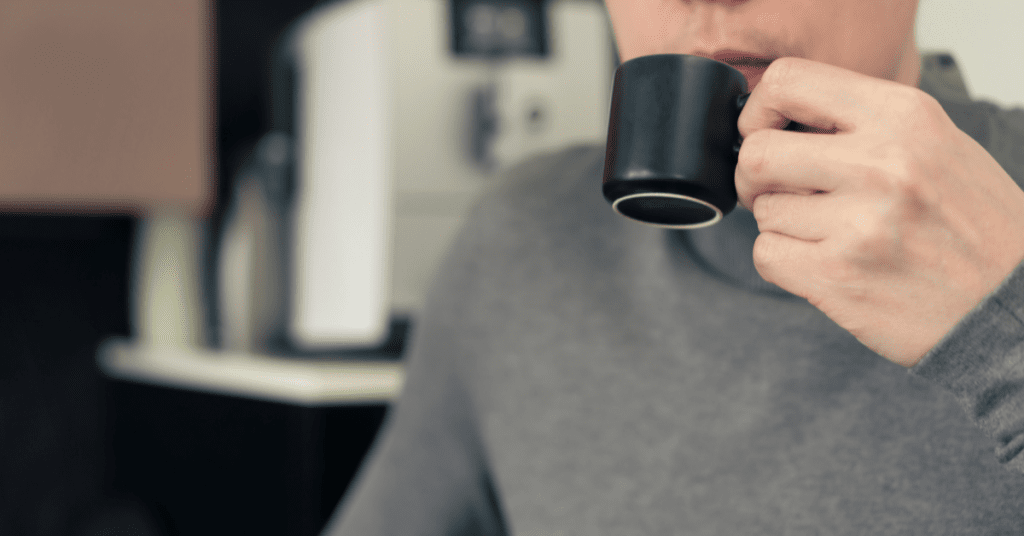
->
xmin=732 ymin=92 xmax=750 ymax=156
xmin=732 ymin=92 xmax=806 ymax=156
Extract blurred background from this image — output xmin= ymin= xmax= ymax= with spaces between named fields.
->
xmin=917 ymin=0 xmax=1024 ymax=109
xmin=0 ymin=1 xmax=1019 ymax=535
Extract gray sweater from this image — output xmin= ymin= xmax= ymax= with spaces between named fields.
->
xmin=325 ymin=53 xmax=1024 ymax=535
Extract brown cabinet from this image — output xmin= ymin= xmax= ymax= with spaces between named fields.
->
xmin=0 ymin=0 xmax=214 ymax=215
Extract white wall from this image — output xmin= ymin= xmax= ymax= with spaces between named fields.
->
xmin=916 ymin=0 xmax=1024 ymax=108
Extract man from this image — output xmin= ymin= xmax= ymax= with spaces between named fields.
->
xmin=325 ymin=0 xmax=1024 ymax=533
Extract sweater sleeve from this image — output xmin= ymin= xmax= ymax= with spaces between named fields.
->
xmin=911 ymin=258 xmax=1024 ymax=473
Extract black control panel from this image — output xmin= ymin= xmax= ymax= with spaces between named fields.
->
xmin=450 ymin=0 xmax=548 ymax=58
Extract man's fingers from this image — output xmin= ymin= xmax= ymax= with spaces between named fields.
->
xmin=735 ymin=127 xmax=844 ymax=209
xmin=737 ymin=57 xmax=903 ymax=138
xmin=751 ymin=231 xmax=822 ymax=300
xmin=751 ymin=192 xmax=833 ymax=242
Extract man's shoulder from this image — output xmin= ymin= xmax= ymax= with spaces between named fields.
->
xmin=987 ymin=102 xmax=1024 ymax=186
xmin=467 ymin=142 xmax=607 ymax=230
xmin=919 ymin=52 xmax=972 ymax=102
xmin=920 ymin=51 xmax=1024 ymax=184
xmin=490 ymin=142 xmax=605 ymax=206
xmin=419 ymin=142 xmax=615 ymax=331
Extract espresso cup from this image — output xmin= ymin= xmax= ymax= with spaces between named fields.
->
xmin=602 ymin=54 xmax=749 ymax=229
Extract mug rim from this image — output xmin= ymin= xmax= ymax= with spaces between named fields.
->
xmin=610 ymin=191 xmax=724 ymax=230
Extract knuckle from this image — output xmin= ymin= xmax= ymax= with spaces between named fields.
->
xmin=867 ymin=146 xmax=935 ymax=210
xmin=760 ymin=57 xmax=798 ymax=93
xmin=736 ymin=129 xmax=773 ymax=203
xmin=820 ymin=245 xmax=865 ymax=293
xmin=751 ymin=233 xmax=777 ymax=277
xmin=910 ymin=87 xmax=944 ymax=117
xmin=751 ymin=193 xmax=783 ymax=232
xmin=881 ymin=147 xmax=916 ymax=189
xmin=751 ymin=193 xmax=770 ymax=223
xmin=888 ymin=86 xmax=944 ymax=129
xmin=843 ymin=210 xmax=900 ymax=266
xmin=891 ymin=85 xmax=922 ymax=113
xmin=737 ymin=129 xmax=772 ymax=177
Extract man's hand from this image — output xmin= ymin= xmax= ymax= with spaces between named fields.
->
xmin=735 ymin=57 xmax=1024 ymax=367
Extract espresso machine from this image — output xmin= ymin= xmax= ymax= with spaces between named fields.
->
xmin=100 ymin=1 xmax=616 ymax=534
xmin=215 ymin=0 xmax=617 ymax=356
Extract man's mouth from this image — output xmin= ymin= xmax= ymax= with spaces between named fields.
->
xmin=705 ymin=50 xmax=778 ymax=89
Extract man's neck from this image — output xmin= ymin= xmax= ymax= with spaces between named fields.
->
xmin=898 ymin=43 xmax=923 ymax=88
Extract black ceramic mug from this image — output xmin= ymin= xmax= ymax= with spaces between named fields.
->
xmin=602 ymin=54 xmax=750 ymax=229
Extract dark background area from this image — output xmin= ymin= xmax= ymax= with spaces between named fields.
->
xmin=0 ymin=1 xmax=349 ymax=534
xmin=0 ymin=215 xmax=134 ymax=536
